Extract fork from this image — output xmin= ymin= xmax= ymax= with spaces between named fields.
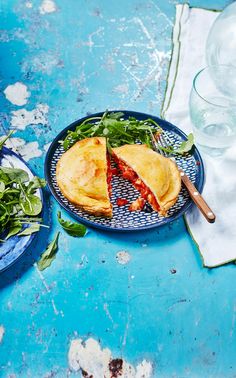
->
xmin=151 ymin=133 xmax=216 ymax=223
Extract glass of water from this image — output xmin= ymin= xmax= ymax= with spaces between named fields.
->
xmin=189 ymin=65 xmax=236 ymax=156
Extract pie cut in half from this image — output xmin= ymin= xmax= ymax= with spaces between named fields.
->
xmin=112 ymin=144 xmax=181 ymax=216
xmin=56 ymin=137 xmax=112 ymax=217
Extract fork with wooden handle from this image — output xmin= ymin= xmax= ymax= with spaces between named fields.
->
xmin=151 ymin=134 xmax=216 ymax=223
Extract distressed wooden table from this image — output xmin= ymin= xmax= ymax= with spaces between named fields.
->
xmin=0 ymin=0 xmax=235 ymax=377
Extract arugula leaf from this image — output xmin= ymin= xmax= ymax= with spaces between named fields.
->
xmin=18 ymin=223 xmax=40 ymax=236
xmin=5 ymin=221 xmax=22 ymax=240
xmin=61 ymin=112 xmax=159 ymax=150
xmin=37 ymin=232 xmax=60 ymax=271
xmin=57 ymin=211 xmax=87 ymax=237
xmin=0 ymin=131 xmax=14 ymax=150
xmin=175 ymin=133 xmax=194 ymax=154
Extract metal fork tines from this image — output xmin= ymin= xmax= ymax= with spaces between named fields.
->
xmin=151 ymin=131 xmax=216 ymax=223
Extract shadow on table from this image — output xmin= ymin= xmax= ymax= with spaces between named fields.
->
xmin=95 ymin=216 xmax=204 ymax=269
xmin=0 ymin=192 xmax=52 ymax=290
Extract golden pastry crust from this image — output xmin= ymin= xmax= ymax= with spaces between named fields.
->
xmin=112 ymin=144 xmax=181 ymax=216
xmin=56 ymin=137 xmax=112 ymax=217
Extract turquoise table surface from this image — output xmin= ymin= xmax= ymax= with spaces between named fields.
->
xmin=0 ymin=1 xmax=235 ymax=377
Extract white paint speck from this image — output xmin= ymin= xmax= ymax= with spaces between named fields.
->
xmin=51 ymin=299 xmax=59 ymax=315
xmin=0 ymin=326 xmax=5 ymax=343
xmin=113 ymin=83 xmax=129 ymax=95
xmin=116 ymin=251 xmax=131 ymax=265
xmin=68 ymin=338 xmax=111 ymax=376
xmin=25 ymin=1 xmax=33 ymax=8
xmin=39 ymin=0 xmax=57 ymax=14
xmin=68 ymin=338 xmax=152 ymax=377
xmin=10 ymin=104 xmax=49 ymax=130
xmin=4 ymin=82 xmax=30 ymax=106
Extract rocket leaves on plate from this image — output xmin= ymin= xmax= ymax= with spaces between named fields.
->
xmin=61 ymin=111 xmax=162 ymax=150
xmin=175 ymin=133 xmax=194 ymax=154
xmin=60 ymin=111 xmax=195 ymax=156
xmin=57 ymin=211 xmax=87 ymax=237
xmin=37 ymin=232 xmax=60 ymax=271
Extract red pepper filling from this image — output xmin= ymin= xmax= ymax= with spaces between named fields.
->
xmin=107 ymin=154 xmax=112 ymax=197
xmin=113 ymin=155 xmax=160 ymax=211
xmin=117 ymin=198 xmax=128 ymax=206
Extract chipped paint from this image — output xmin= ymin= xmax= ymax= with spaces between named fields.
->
xmin=25 ymin=1 xmax=33 ymax=8
xmin=39 ymin=0 xmax=57 ymax=14
xmin=22 ymin=53 xmax=63 ymax=75
xmin=0 ymin=137 xmax=42 ymax=161
xmin=113 ymin=83 xmax=129 ymax=95
xmin=116 ymin=251 xmax=131 ymax=265
xmin=68 ymin=338 xmax=111 ymax=376
xmin=68 ymin=338 xmax=153 ymax=377
xmin=0 ymin=326 xmax=5 ymax=343
xmin=4 ymin=82 xmax=30 ymax=106
xmin=10 ymin=104 xmax=49 ymax=130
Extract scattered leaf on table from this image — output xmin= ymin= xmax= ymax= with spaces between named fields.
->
xmin=37 ymin=232 xmax=60 ymax=271
xmin=57 ymin=211 xmax=87 ymax=237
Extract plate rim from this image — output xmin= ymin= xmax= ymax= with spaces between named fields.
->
xmin=0 ymin=146 xmax=44 ymax=272
xmin=45 ymin=110 xmax=204 ymax=232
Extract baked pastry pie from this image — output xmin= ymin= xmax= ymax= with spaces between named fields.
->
xmin=56 ymin=137 xmax=112 ymax=217
xmin=112 ymin=144 xmax=181 ymax=216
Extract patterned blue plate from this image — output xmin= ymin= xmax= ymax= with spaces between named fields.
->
xmin=0 ymin=147 xmax=43 ymax=272
xmin=45 ymin=111 xmax=204 ymax=232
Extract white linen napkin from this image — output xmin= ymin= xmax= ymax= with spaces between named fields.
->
xmin=162 ymin=4 xmax=236 ymax=267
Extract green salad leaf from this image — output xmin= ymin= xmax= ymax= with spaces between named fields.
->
xmin=5 ymin=221 xmax=22 ymax=240
xmin=37 ymin=232 xmax=60 ymax=271
xmin=57 ymin=211 xmax=87 ymax=237
xmin=0 ymin=133 xmax=46 ymax=241
xmin=18 ymin=223 xmax=40 ymax=236
xmin=175 ymin=133 xmax=194 ymax=154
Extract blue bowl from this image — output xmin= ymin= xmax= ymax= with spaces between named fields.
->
xmin=0 ymin=147 xmax=43 ymax=272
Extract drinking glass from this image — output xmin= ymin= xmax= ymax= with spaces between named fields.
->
xmin=189 ymin=65 xmax=236 ymax=156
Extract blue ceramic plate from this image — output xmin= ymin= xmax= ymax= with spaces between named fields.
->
xmin=0 ymin=147 xmax=43 ymax=272
xmin=45 ymin=111 xmax=204 ymax=232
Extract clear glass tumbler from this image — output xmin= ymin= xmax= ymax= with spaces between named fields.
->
xmin=189 ymin=65 xmax=236 ymax=156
